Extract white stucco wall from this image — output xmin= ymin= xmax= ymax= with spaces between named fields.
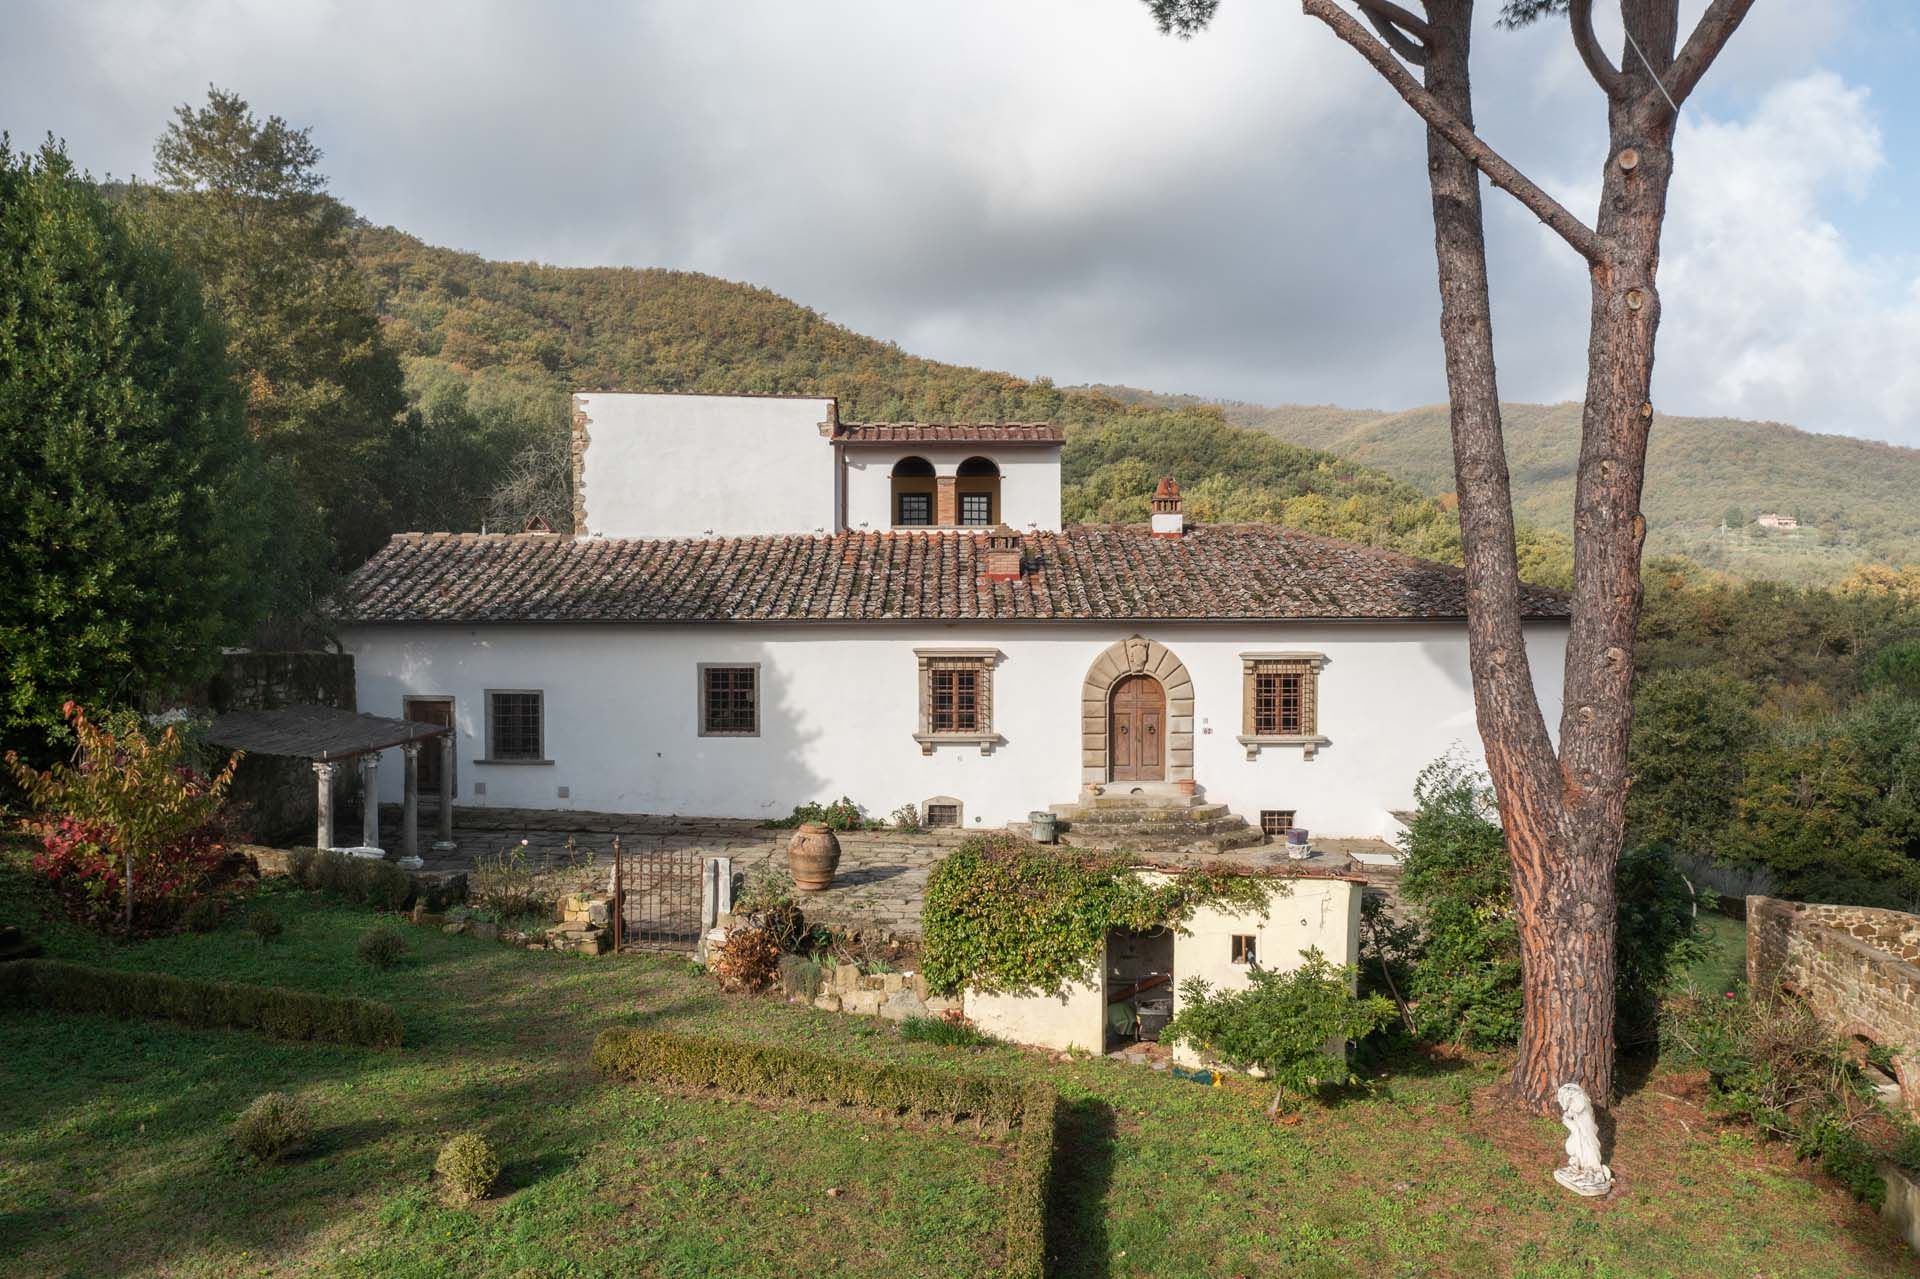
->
xmin=343 ymin=620 xmax=1568 ymax=835
xmin=574 ymin=393 xmax=838 ymax=537
xmin=1168 ymin=877 xmax=1364 ymax=1067
xmin=842 ymin=446 xmax=1063 ymax=532
xmin=964 ymin=979 xmax=1107 ymax=1054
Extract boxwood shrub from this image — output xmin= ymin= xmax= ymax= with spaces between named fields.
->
xmin=0 ymin=959 xmax=402 ymax=1047
xmin=591 ymin=1030 xmax=1055 ymax=1278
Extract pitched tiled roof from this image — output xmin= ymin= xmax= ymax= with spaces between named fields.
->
xmin=337 ymin=526 xmax=1570 ymax=625
xmin=831 ymin=423 xmax=1065 ymax=445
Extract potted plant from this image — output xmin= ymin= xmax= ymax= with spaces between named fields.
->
xmin=785 ymin=822 xmax=842 ymax=891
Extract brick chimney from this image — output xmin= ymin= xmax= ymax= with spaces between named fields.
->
xmin=1151 ymin=475 xmax=1184 ymax=537
xmin=982 ymin=525 xmax=1024 ymax=582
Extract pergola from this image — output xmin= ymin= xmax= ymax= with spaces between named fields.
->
xmin=208 ymin=705 xmax=454 ymax=867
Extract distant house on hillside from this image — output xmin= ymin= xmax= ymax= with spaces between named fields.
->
xmin=1756 ymin=512 xmax=1801 ymax=530
xmin=334 ymin=392 xmax=1570 ymax=845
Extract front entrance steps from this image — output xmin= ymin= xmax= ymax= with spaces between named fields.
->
xmin=1045 ymin=786 xmax=1267 ymax=855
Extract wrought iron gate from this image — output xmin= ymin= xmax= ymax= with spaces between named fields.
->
xmin=610 ymin=838 xmax=708 ymax=952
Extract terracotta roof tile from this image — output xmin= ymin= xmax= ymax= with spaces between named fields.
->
xmin=337 ymin=526 xmax=1570 ymax=625
xmin=831 ymin=423 xmax=1064 ymax=445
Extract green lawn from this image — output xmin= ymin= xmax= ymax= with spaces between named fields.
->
xmin=1684 ymin=912 xmax=1749 ymax=998
xmin=0 ymin=850 xmax=1909 ymax=1278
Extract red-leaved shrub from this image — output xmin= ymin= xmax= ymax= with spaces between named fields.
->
xmin=6 ymin=703 xmax=241 ymax=932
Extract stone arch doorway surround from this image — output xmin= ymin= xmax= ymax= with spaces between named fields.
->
xmin=1081 ymin=636 xmax=1195 ymax=792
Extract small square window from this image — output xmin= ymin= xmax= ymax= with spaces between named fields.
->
xmin=959 ymin=492 xmax=992 ymax=525
xmin=897 ymin=492 xmax=932 ymax=526
xmin=1260 ymin=810 xmax=1296 ymax=837
xmin=700 ymin=664 xmax=758 ymax=736
xmin=925 ymin=802 xmax=960 ymax=828
xmin=1231 ymin=935 xmax=1258 ymax=966
xmin=487 ymin=691 xmax=544 ymax=760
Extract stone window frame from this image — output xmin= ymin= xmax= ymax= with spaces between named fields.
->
xmin=697 ymin=662 xmax=761 ymax=738
xmin=480 ymin=688 xmax=551 ymax=764
xmin=1237 ymin=652 xmax=1331 ymax=760
xmin=913 ymin=648 xmax=1003 ymax=755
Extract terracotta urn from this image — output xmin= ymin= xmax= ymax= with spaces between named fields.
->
xmin=786 ymin=822 xmax=842 ymax=891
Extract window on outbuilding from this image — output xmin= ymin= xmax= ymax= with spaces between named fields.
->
xmin=1231 ymin=934 xmax=1258 ymax=966
xmin=486 ymin=690 xmax=545 ymax=761
xmin=699 ymin=663 xmax=759 ymax=736
xmin=891 ymin=456 xmax=936 ymax=527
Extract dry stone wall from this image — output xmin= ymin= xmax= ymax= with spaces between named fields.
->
xmin=1748 ymin=895 xmax=1920 ymax=1112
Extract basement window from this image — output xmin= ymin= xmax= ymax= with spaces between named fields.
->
xmin=924 ymin=799 xmax=961 ymax=828
xmin=1260 ymin=810 xmax=1297 ymax=838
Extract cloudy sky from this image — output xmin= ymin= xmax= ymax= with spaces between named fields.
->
xmin=6 ymin=1 xmax=1918 ymax=445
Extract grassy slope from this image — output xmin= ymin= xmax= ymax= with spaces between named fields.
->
xmin=1228 ymin=398 xmax=1920 ymax=582
xmin=2 ymin=851 xmax=1910 ymax=1279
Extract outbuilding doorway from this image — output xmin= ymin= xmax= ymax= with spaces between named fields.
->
xmin=1109 ymin=673 xmax=1165 ymax=782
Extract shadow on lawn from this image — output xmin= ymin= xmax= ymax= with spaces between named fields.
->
xmin=1048 ymin=1097 xmax=1117 ymax=1279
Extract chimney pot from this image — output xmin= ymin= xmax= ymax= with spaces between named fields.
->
xmin=1151 ymin=475 xmax=1184 ymax=537
xmin=981 ymin=525 xmax=1024 ymax=582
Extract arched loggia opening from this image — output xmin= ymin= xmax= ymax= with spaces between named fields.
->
xmin=890 ymin=456 xmax=935 ymax=526
xmin=956 ymin=456 xmax=1000 ymax=526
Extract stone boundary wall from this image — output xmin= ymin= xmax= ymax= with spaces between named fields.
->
xmin=209 ymin=650 xmax=355 ymax=713
xmin=1748 ymin=895 xmax=1920 ymax=1111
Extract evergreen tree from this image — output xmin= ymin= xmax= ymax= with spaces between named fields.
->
xmin=0 ymin=139 xmax=264 ymax=745
xmin=137 ymin=88 xmax=406 ymax=582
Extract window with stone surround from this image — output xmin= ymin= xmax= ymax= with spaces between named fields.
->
xmin=698 ymin=663 xmax=759 ymax=736
xmin=484 ymin=690 xmax=546 ymax=762
xmin=914 ymin=648 xmax=1003 ymax=754
xmin=1238 ymin=652 xmax=1330 ymax=759
xmin=924 ymin=797 xmax=962 ymax=828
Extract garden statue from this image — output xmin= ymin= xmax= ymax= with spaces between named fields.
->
xmin=1553 ymin=1082 xmax=1614 ymax=1197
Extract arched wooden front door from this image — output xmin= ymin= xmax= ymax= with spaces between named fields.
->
xmin=1109 ymin=674 xmax=1166 ymax=782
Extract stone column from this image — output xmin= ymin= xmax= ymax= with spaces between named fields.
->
xmin=312 ymin=760 xmax=337 ymax=850
xmin=397 ymin=741 xmax=423 ymax=869
xmin=433 ymin=731 xmax=456 ymax=851
xmin=359 ymin=753 xmax=383 ymax=854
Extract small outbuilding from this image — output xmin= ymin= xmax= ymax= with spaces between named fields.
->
xmin=962 ymin=869 xmax=1365 ymax=1058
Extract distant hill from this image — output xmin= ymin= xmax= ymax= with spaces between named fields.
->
xmin=347 ymin=226 xmax=1560 ymax=575
xmin=1084 ymin=387 xmax=1920 ymax=584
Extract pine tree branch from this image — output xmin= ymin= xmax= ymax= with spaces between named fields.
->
xmin=1662 ymin=0 xmax=1757 ymax=112
xmin=1355 ymin=0 xmax=1433 ymax=65
xmin=1569 ymin=0 xmax=1625 ymax=99
xmin=1301 ymin=0 xmax=1606 ymax=264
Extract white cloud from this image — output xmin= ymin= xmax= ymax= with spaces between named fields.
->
xmin=1655 ymin=70 xmax=1920 ymax=440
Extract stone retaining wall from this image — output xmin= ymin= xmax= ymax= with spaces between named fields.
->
xmin=1748 ymin=895 xmax=1920 ymax=1112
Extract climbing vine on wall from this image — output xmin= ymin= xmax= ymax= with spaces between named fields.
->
xmin=920 ymin=832 xmax=1280 ymax=997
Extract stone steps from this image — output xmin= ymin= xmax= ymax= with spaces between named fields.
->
xmin=1043 ymin=794 xmax=1268 ymax=856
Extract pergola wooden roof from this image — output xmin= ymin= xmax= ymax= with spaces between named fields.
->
xmin=207 ymin=705 xmax=447 ymax=763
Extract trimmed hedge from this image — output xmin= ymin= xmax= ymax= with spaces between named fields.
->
xmin=0 ymin=959 xmax=403 ymax=1048
xmin=591 ymin=1030 xmax=1055 ymax=1278
xmin=285 ymin=847 xmax=420 ymax=911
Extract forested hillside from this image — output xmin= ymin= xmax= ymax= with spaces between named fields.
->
xmin=349 ymin=225 xmax=1572 ymax=579
xmin=1211 ymin=397 xmax=1920 ymax=583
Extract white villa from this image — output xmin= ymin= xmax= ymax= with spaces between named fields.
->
xmin=336 ymin=392 xmax=1569 ymax=844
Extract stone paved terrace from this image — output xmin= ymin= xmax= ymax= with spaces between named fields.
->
xmin=363 ymin=804 xmax=1378 ymax=938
